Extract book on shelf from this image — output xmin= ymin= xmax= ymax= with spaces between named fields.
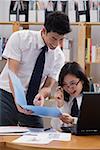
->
xmin=9 ymin=0 xmax=29 ymax=22
xmin=86 ymin=38 xmax=91 ymax=63
xmin=63 ymin=38 xmax=71 ymax=62
xmin=96 ymin=46 xmax=100 ymax=63
xmin=85 ymin=37 xmax=100 ymax=63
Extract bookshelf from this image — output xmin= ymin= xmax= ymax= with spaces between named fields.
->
xmin=85 ymin=22 xmax=100 ymax=77
xmin=0 ymin=22 xmax=100 ymax=80
xmin=0 ymin=21 xmax=86 ymax=69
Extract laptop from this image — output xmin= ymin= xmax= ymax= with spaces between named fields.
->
xmin=61 ymin=92 xmax=100 ymax=135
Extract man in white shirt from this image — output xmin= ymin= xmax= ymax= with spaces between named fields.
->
xmin=0 ymin=11 xmax=71 ymax=127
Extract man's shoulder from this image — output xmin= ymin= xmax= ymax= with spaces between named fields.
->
xmin=16 ymin=30 xmax=39 ymax=36
xmin=15 ymin=30 xmax=41 ymax=42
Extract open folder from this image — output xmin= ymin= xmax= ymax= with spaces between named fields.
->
xmin=8 ymin=70 xmax=62 ymax=118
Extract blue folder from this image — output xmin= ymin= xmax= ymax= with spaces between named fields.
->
xmin=8 ymin=70 xmax=62 ymax=118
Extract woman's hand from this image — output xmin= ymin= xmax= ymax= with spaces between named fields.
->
xmin=54 ymin=86 xmax=64 ymax=108
xmin=59 ymin=113 xmax=74 ymax=124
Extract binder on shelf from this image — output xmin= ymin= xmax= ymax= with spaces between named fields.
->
xmin=29 ymin=0 xmax=45 ymax=23
xmin=91 ymin=45 xmax=96 ymax=63
xmin=29 ymin=1 xmax=36 ymax=22
xmin=75 ymin=1 xmax=90 ymax=22
xmin=57 ymin=1 xmax=62 ymax=11
xmin=90 ymin=10 xmax=98 ymax=22
xmin=37 ymin=1 xmax=45 ymax=23
xmin=9 ymin=0 xmax=29 ymax=22
xmin=86 ymin=38 xmax=90 ymax=63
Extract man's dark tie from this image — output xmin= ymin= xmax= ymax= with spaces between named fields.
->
xmin=71 ymin=98 xmax=79 ymax=117
xmin=26 ymin=45 xmax=48 ymax=105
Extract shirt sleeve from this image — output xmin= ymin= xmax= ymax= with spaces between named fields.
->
xmin=49 ymin=48 xmax=65 ymax=81
xmin=2 ymin=31 xmax=21 ymax=61
xmin=57 ymin=101 xmax=69 ymax=113
xmin=73 ymin=117 xmax=78 ymax=125
xmin=51 ymin=118 xmax=63 ymax=130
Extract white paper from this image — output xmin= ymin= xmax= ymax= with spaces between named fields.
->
xmin=13 ymin=134 xmax=51 ymax=144
xmin=12 ymin=132 xmax=71 ymax=144
xmin=0 ymin=126 xmax=29 ymax=135
xmin=46 ymin=132 xmax=71 ymax=141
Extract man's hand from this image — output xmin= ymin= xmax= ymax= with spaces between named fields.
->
xmin=55 ymin=86 xmax=64 ymax=108
xmin=16 ymin=104 xmax=32 ymax=115
xmin=33 ymin=93 xmax=44 ymax=106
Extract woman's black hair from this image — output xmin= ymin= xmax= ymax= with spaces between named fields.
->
xmin=58 ymin=62 xmax=89 ymax=101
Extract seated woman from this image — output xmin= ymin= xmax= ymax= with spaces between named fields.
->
xmin=51 ymin=62 xmax=90 ymax=130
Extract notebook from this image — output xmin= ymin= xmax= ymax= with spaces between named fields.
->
xmin=61 ymin=92 xmax=100 ymax=135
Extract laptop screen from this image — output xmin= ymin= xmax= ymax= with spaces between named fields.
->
xmin=76 ymin=92 xmax=100 ymax=135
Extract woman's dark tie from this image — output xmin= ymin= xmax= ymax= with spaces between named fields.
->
xmin=71 ymin=98 xmax=79 ymax=117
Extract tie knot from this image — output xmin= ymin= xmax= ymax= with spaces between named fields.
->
xmin=41 ymin=45 xmax=48 ymax=52
xmin=73 ymin=98 xmax=77 ymax=103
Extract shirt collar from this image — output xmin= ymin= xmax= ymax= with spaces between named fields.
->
xmin=70 ymin=94 xmax=82 ymax=102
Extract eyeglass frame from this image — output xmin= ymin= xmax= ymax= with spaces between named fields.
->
xmin=62 ymin=79 xmax=80 ymax=89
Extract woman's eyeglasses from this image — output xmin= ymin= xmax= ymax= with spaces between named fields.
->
xmin=62 ymin=80 xmax=80 ymax=89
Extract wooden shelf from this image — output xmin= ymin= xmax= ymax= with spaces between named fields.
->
xmin=86 ymin=62 xmax=100 ymax=64
xmin=0 ymin=21 xmax=100 ymax=76
xmin=0 ymin=21 xmax=43 ymax=25
xmin=0 ymin=22 xmax=44 ymax=32
xmin=86 ymin=22 xmax=100 ymax=26
xmin=1 ymin=21 xmax=100 ymax=25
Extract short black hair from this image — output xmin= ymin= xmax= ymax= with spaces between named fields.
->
xmin=58 ymin=62 xmax=90 ymax=101
xmin=44 ymin=11 xmax=71 ymax=35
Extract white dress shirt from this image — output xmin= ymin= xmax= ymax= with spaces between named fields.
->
xmin=0 ymin=30 xmax=65 ymax=94
xmin=51 ymin=94 xmax=82 ymax=130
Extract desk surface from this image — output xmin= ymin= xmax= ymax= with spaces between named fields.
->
xmin=1 ymin=135 xmax=100 ymax=150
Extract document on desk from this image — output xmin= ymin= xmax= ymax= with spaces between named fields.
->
xmin=8 ymin=70 xmax=62 ymax=118
xmin=0 ymin=126 xmax=29 ymax=135
xmin=12 ymin=132 xmax=71 ymax=144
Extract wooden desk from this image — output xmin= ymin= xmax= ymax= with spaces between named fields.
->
xmin=0 ymin=135 xmax=100 ymax=150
